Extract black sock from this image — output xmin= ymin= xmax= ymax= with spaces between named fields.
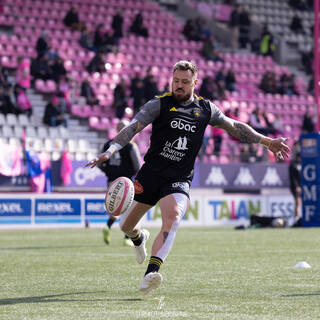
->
xmin=130 ymin=231 xmax=144 ymax=246
xmin=107 ymin=217 xmax=116 ymax=229
xmin=145 ymin=256 xmax=163 ymax=275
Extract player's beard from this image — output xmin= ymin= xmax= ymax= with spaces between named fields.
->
xmin=173 ymin=89 xmax=192 ymax=102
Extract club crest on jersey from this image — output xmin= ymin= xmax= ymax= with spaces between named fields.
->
xmin=170 ymin=107 xmax=177 ymax=112
xmin=133 ymin=180 xmax=144 ymax=194
xmin=192 ymin=108 xmax=201 ymax=117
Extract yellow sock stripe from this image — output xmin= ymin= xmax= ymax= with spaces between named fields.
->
xmin=149 ymin=258 xmax=162 ymax=267
xmin=131 ymin=232 xmax=141 ymax=241
xmin=149 ymin=260 xmax=162 ymax=267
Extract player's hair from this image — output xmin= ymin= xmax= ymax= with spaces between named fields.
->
xmin=173 ymin=60 xmax=198 ymax=78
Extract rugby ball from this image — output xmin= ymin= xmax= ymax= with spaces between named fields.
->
xmin=105 ymin=177 xmax=134 ymax=217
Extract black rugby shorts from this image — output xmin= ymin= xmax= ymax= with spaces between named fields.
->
xmin=133 ymin=165 xmax=190 ymax=206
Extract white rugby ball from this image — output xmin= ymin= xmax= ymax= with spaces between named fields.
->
xmin=105 ymin=177 xmax=134 ymax=217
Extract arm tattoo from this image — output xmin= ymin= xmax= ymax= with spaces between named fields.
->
xmin=112 ymin=121 xmax=139 ymax=147
xmin=230 ymin=122 xmax=262 ymax=144
xmin=163 ymin=232 xmax=169 ymax=244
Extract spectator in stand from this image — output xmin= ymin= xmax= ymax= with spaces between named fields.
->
xmin=143 ymin=68 xmax=159 ymax=101
xmin=31 ymin=52 xmax=54 ymax=81
xmin=14 ymin=85 xmax=32 ymax=117
xmin=94 ymin=24 xmax=116 ymax=53
xmin=259 ymin=71 xmax=277 ymax=94
xmin=249 ymin=107 xmax=271 ymax=136
xmin=63 ymin=7 xmax=86 ymax=32
xmin=199 ymin=77 xmax=217 ymax=100
xmin=182 ymin=19 xmax=197 ymax=41
xmin=228 ymin=4 xmax=240 ymax=51
xmin=130 ymin=72 xmax=145 ymax=115
xmin=79 ymin=27 xmax=96 ymax=52
xmin=87 ymin=52 xmax=106 ymax=74
xmin=0 ymin=85 xmax=16 ymax=115
xmin=215 ymin=66 xmax=227 ymax=83
xmin=225 ymin=68 xmax=237 ymax=92
xmin=216 ymin=80 xmax=227 ymax=100
xmin=81 ymin=78 xmax=99 ymax=106
xmin=51 ymin=56 xmax=67 ymax=83
xmin=43 ymin=96 xmax=68 ymax=128
xmin=288 ymin=0 xmax=308 ymax=11
xmin=104 ymin=28 xmax=118 ymax=53
xmin=94 ymin=24 xmax=107 ymax=53
xmin=278 ymin=73 xmax=299 ymax=96
xmin=36 ymin=31 xmax=50 ymax=57
xmin=239 ymin=143 xmax=258 ymax=163
xmin=113 ymin=79 xmax=128 ymax=119
xmin=260 ymin=25 xmax=275 ymax=57
xmin=301 ymin=48 xmax=313 ymax=75
xmin=112 ymin=11 xmax=124 ymax=40
xmin=201 ymin=35 xmax=222 ymax=62
xmin=198 ymin=126 xmax=212 ymax=160
xmin=290 ymin=13 xmax=305 ymax=35
xmin=130 ymin=12 xmax=149 ymax=38
xmin=302 ymin=110 xmax=314 ymax=133
xmin=1 ymin=85 xmax=17 ymax=114
xmin=0 ymin=86 xmax=8 ymax=114
xmin=58 ymin=75 xmax=73 ymax=110
xmin=262 ymin=111 xmax=276 ymax=135
xmin=212 ymin=126 xmax=223 ymax=159
xmin=16 ymin=58 xmax=31 ymax=90
xmin=238 ymin=6 xmax=251 ymax=49
xmin=0 ymin=61 xmax=10 ymax=87
xmin=273 ymin=114 xmax=284 ymax=136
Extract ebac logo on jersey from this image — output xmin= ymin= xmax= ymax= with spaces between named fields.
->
xmin=170 ymin=118 xmax=196 ymax=132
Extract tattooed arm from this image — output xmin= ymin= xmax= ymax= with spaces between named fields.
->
xmin=85 ymin=119 xmax=147 ymax=168
xmin=217 ymin=117 xmax=291 ymax=161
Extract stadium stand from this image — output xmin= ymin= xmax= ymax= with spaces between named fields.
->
xmin=0 ymin=0 xmax=315 ymax=163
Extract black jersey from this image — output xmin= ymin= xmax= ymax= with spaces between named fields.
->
xmin=98 ymin=140 xmax=140 ymax=183
xmin=135 ymin=92 xmax=225 ymax=183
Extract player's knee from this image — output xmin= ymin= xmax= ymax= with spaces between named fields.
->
xmin=162 ymin=211 xmax=180 ymax=230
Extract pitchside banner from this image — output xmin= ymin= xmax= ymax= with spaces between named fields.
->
xmin=35 ymin=198 xmax=81 ymax=224
xmin=0 ymin=193 xmax=295 ymax=228
xmin=0 ymin=162 xmax=289 ymax=190
xmin=300 ymin=133 xmax=320 ymax=226
xmin=199 ymin=163 xmax=289 ymax=190
xmin=0 ymin=198 xmax=31 ymax=224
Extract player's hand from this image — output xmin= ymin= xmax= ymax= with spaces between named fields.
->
xmin=85 ymin=151 xmax=111 ymax=168
xmin=268 ymin=137 xmax=291 ymax=161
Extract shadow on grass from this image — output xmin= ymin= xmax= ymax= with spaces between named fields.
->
xmin=282 ymin=292 xmax=320 ymax=297
xmin=0 ymin=245 xmax=102 ymax=250
xmin=0 ymin=292 xmax=142 ymax=305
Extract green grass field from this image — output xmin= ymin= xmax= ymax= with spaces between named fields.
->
xmin=1 ymin=227 xmax=320 ymax=320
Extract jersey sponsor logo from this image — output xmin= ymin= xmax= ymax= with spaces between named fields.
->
xmin=160 ymin=138 xmax=188 ymax=161
xmin=170 ymin=107 xmax=177 ymax=112
xmin=261 ymin=167 xmax=283 ymax=186
xmin=170 ymin=118 xmax=196 ymax=132
xmin=172 ymin=182 xmax=189 ymax=192
xmin=234 ymin=167 xmax=256 ymax=186
xmin=134 ymin=180 xmax=144 ymax=194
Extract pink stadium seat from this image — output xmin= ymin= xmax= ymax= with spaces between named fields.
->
xmin=89 ymin=116 xmax=100 ymax=130
xmin=46 ymin=80 xmax=57 ymax=93
xmin=35 ymin=79 xmax=45 ymax=92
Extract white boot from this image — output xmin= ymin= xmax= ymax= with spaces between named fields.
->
xmin=134 ymin=229 xmax=150 ymax=264
xmin=139 ymin=272 xmax=163 ymax=295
